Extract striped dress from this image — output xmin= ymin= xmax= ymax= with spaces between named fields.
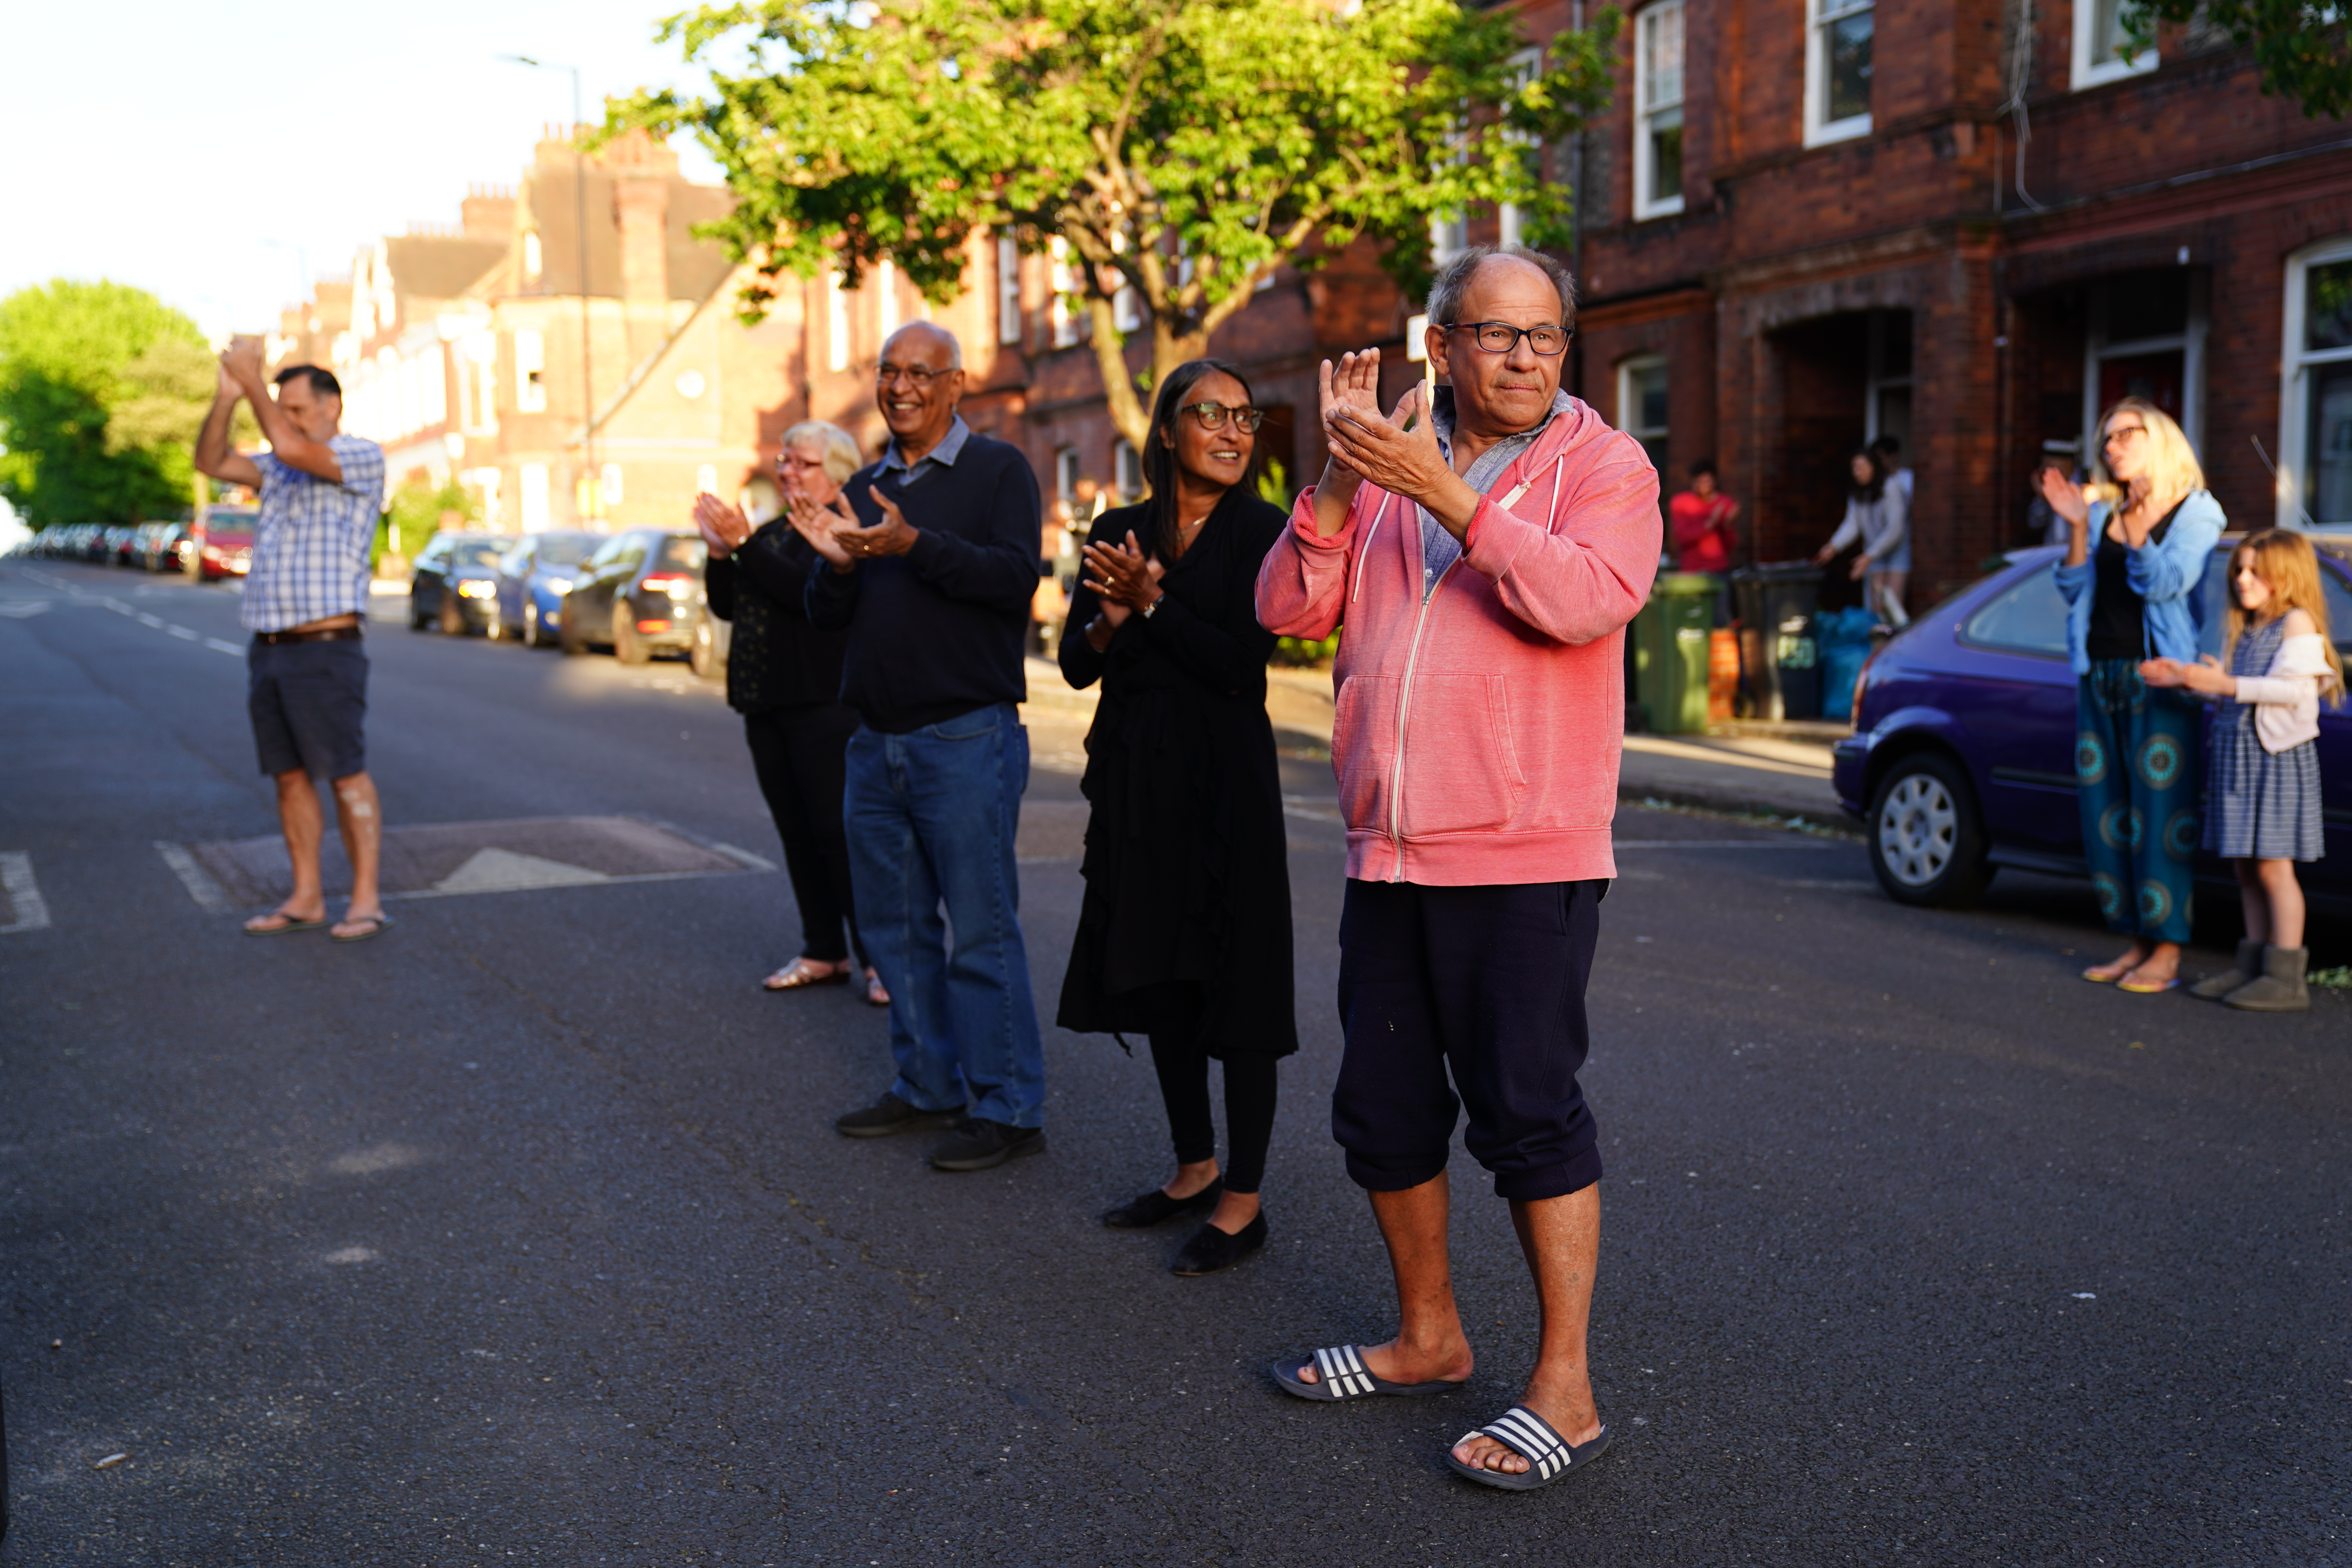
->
xmin=2203 ymin=616 xmax=2325 ymax=861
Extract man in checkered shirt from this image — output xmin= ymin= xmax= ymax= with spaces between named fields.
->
xmin=195 ymin=341 xmax=392 ymax=942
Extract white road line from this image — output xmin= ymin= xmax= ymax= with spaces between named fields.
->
xmin=707 ymin=841 xmax=778 ymax=871
xmin=154 ymin=842 xmax=232 ymax=911
xmin=0 ymin=852 xmax=53 ymax=933
xmin=167 ymin=625 xmax=200 ymax=641
xmin=138 ymin=612 xmax=166 ymax=627
xmin=203 ymin=637 xmax=243 ymax=656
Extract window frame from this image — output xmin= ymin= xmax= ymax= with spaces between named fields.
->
xmin=512 ymin=328 xmax=546 ymax=414
xmin=1633 ymin=2 xmax=1687 ymax=221
xmin=1114 ymin=439 xmax=1142 ymax=503
xmin=1804 ymin=0 xmax=1874 ymax=148
xmin=2082 ymin=269 xmax=2207 ymax=467
xmin=996 ymin=236 xmax=1022 ymax=346
xmin=2278 ymin=237 xmax=2352 ymax=529
xmin=2071 ymin=0 xmax=2159 ymax=90
xmin=1616 ymin=354 xmax=1670 ymax=477
xmin=1496 ymin=45 xmax=1546 ymax=245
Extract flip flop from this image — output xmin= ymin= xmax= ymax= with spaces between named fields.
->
xmin=2081 ymin=964 xmax=2133 ymax=984
xmin=1447 ymin=1406 xmax=1612 ymax=1492
xmin=244 ymin=910 xmax=325 ymax=936
xmin=330 ymin=913 xmax=393 ymax=943
xmin=2117 ymin=971 xmax=2180 ymax=994
xmin=764 ymin=958 xmax=851 ymax=991
xmin=1270 ymin=1345 xmax=1468 ymax=1402
xmin=864 ymin=969 xmax=891 ymax=1007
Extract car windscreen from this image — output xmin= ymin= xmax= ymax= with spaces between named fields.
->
xmin=448 ymin=540 xmax=505 ymax=569
xmin=657 ymin=537 xmax=707 ymax=571
xmin=534 ymin=534 xmax=596 ymax=569
xmin=1959 ymin=563 xmax=2068 ymax=658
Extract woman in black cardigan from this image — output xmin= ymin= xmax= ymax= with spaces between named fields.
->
xmin=1058 ymin=359 xmax=1297 ymax=1276
xmin=693 ymin=422 xmax=886 ymax=1007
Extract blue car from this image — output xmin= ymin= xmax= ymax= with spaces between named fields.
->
xmin=494 ymin=530 xmax=601 ymax=648
xmin=1833 ymin=535 xmax=2352 ymax=913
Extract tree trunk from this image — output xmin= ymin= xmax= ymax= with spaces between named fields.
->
xmin=1086 ymin=295 xmax=1209 ymax=453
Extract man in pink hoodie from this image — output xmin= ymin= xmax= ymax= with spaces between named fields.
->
xmin=1257 ymin=246 xmax=1659 ymax=1490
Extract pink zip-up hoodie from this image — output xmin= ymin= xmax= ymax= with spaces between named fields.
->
xmin=1256 ymin=395 xmax=1660 ymax=886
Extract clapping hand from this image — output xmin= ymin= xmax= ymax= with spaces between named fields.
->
xmin=1081 ymin=530 xmax=1159 ymax=614
xmin=2140 ymin=653 xmax=2231 ymax=694
xmin=829 ymin=487 xmax=921 ymax=564
xmin=786 ymin=488 xmax=860 ymax=571
xmin=693 ymin=493 xmax=753 ymax=559
xmin=1322 ymin=377 xmax=1447 ymax=504
xmin=2037 ymin=466 xmax=2092 ymax=529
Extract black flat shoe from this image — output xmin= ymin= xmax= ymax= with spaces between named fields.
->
xmin=1102 ymin=1179 xmax=1224 ymax=1229
xmin=1171 ymin=1211 xmax=1267 ymax=1276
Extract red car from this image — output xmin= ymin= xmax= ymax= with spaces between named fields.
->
xmin=196 ymin=526 xmax=254 ymax=582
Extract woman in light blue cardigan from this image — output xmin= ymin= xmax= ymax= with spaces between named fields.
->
xmin=2041 ymin=397 xmax=2225 ymax=991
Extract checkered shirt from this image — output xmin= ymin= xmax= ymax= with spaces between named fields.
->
xmin=240 ymin=434 xmax=387 ymax=633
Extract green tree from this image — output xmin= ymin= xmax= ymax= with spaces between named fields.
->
xmin=381 ymin=475 xmax=482 ymax=564
xmin=615 ymin=0 xmax=1618 ymax=448
xmin=2123 ymin=0 xmax=2348 ymax=119
xmin=0 ymin=280 xmax=233 ymax=526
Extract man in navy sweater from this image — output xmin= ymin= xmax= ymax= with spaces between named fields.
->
xmin=797 ymin=322 xmax=1049 ymax=1171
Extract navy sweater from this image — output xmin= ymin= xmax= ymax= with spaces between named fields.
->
xmin=806 ymin=432 xmax=1042 ymax=733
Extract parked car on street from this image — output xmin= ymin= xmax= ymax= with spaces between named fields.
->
xmin=493 ymin=530 xmax=600 ymax=648
xmin=1834 ymin=537 xmax=2352 ymax=915
xmin=148 ymin=522 xmax=199 ymax=573
xmin=409 ymin=532 xmax=517 ymax=635
xmin=558 ymin=528 xmax=709 ymax=664
xmin=194 ymin=523 xmax=254 ymax=581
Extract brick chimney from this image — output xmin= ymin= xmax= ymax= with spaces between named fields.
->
xmin=462 ymin=183 xmax=516 ymax=241
xmin=602 ymin=129 xmax=676 ymax=304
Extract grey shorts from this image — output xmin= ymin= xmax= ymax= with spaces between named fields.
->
xmin=248 ymin=637 xmax=368 ymax=780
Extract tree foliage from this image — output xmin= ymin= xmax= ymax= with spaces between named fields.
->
xmin=2123 ymin=0 xmax=2350 ymax=119
xmin=0 ymin=280 xmax=239 ymax=526
xmin=615 ymin=0 xmax=1619 ymax=446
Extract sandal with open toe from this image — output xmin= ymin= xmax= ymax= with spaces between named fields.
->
xmin=1447 ymin=1406 xmax=1611 ymax=1492
xmin=764 ymin=958 xmax=851 ymax=991
xmin=1269 ymin=1345 xmax=1468 ymax=1402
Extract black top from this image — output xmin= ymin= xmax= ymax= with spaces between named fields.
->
xmin=1053 ymin=491 xmax=1298 ymax=1058
xmin=703 ymin=519 xmax=848 ymax=714
xmin=2085 ymin=499 xmax=2183 ymax=661
xmin=805 ymin=434 xmax=1042 ymax=733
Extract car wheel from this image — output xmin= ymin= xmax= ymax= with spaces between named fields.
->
xmin=690 ymin=619 xmax=721 ymax=681
xmin=1867 ymin=751 xmax=1993 ymax=909
xmin=558 ymin=606 xmax=586 ymax=657
xmin=439 ymin=594 xmax=466 ymax=636
xmin=612 ymin=603 xmax=650 ymax=665
xmin=410 ymin=594 xmax=430 ymax=632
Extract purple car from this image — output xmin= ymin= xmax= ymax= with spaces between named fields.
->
xmin=1833 ymin=537 xmax=2352 ymax=914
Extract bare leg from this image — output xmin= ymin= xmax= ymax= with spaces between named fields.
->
xmin=245 ymin=769 xmax=328 ymax=931
xmin=1452 ymin=1183 xmax=1605 ymax=1475
xmin=2126 ymin=941 xmax=2181 ymax=986
xmin=2236 ymin=858 xmax=2272 ymax=945
xmin=2256 ymin=858 xmax=2304 ymax=949
xmin=328 ymin=771 xmax=384 ymax=936
xmin=1292 ymin=1171 xmax=1475 ymax=1388
xmin=1163 ymin=1156 xmax=1220 ymax=1201
xmin=2083 ymin=938 xmax=2154 ymax=982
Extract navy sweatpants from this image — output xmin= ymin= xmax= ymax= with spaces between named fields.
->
xmin=1332 ymin=878 xmax=1604 ymax=1203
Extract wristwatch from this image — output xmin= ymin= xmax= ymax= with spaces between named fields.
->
xmin=1139 ymin=593 xmax=1163 ymax=621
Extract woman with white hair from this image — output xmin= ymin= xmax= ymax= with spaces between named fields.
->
xmin=2040 ymin=396 xmax=2227 ymax=992
xmin=695 ymin=420 xmax=887 ymax=1006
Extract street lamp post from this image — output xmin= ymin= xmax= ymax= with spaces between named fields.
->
xmin=500 ymin=53 xmax=598 ymax=525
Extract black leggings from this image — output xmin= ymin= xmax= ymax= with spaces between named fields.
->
xmin=742 ymin=706 xmax=867 ymax=969
xmin=1149 ymin=1031 xmax=1279 ymax=1196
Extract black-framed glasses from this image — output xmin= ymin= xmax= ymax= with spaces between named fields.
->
xmin=876 ymin=362 xmax=955 ymax=387
xmin=1443 ymin=321 xmax=1570 ymax=356
xmin=1178 ymin=402 xmax=1266 ymax=432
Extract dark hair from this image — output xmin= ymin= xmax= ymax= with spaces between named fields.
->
xmin=274 ymin=364 xmax=342 ymax=399
xmin=1869 ymin=433 xmax=1901 ymax=459
xmin=1142 ymin=358 xmax=1254 ymax=561
xmin=1688 ymin=458 xmax=1717 ymax=480
xmin=1849 ymin=446 xmax=1887 ymax=503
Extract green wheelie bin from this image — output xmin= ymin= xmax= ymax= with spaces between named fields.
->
xmin=1633 ymin=572 xmax=1720 ymax=734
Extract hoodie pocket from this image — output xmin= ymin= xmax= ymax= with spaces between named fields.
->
xmin=1330 ymin=675 xmax=1399 ymax=831
xmin=1397 ymin=672 xmax=1527 ymax=837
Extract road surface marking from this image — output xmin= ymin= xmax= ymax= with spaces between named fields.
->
xmin=0 ymin=852 xmax=52 ymax=932
xmin=203 ymin=637 xmax=243 ymax=655
xmin=167 ymin=626 xmax=199 ymax=641
xmin=137 ymin=612 xmax=166 ymax=627
xmin=708 ymin=841 xmax=778 ymax=871
xmin=154 ymin=841 xmax=232 ymax=911
xmin=0 ymin=601 xmax=50 ymax=618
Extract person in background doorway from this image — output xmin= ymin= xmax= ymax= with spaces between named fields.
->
xmin=1870 ymin=434 xmax=1913 ymax=512
xmin=1668 ymin=459 xmax=1739 ymax=575
xmin=802 ymin=322 xmax=1051 ymax=1174
xmin=1056 ymin=358 xmax=1296 ymax=1278
xmin=694 ymin=421 xmax=887 ymax=1008
xmin=2142 ymin=528 xmax=2339 ymax=1011
xmin=194 ymin=341 xmax=390 ymax=943
xmin=2042 ymin=396 xmax=2225 ymax=993
xmin=1814 ymin=448 xmax=1911 ymax=627
xmin=2026 ymin=441 xmax=2084 ymax=548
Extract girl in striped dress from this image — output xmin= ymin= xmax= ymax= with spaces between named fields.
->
xmin=2141 ymin=529 xmax=2343 ymax=1011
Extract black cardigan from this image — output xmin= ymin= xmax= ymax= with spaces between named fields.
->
xmin=703 ymin=519 xmax=848 ymax=714
xmin=1053 ymin=491 xmax=1297 ymax=1058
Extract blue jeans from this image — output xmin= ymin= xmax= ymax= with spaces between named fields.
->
xmin=844 ymin=703 xmax=1044 ymax=1127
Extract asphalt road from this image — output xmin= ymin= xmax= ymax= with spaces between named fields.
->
xmin=2 ymin=557 xmax=2347 ymax=1567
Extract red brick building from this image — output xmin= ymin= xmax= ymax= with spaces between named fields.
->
xmin=1532 ymin=0 xmax=2352 ymax=605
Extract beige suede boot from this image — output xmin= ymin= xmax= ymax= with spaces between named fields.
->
xmin=2224 ymin=946 xmax=2310 ymax=1012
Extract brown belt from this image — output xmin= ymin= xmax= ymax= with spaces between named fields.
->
xmin=254 ymin=625 xmax=364 ymax=645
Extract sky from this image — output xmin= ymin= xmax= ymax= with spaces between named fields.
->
xmin=2 ymin=0 xmax=735 ymax=340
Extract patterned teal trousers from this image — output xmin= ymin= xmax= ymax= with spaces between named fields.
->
xmin=2075 ymin=659 xmax=2201 ymax=944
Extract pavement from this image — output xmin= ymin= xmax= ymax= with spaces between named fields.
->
xmin=3 ymin=557 xmax=2348 ymax=1565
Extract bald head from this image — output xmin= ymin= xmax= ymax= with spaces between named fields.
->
xmin=876 ymin=321 xmax=967 ymax=458
xmin=883 ymin=321 xmax=963 ymax=372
